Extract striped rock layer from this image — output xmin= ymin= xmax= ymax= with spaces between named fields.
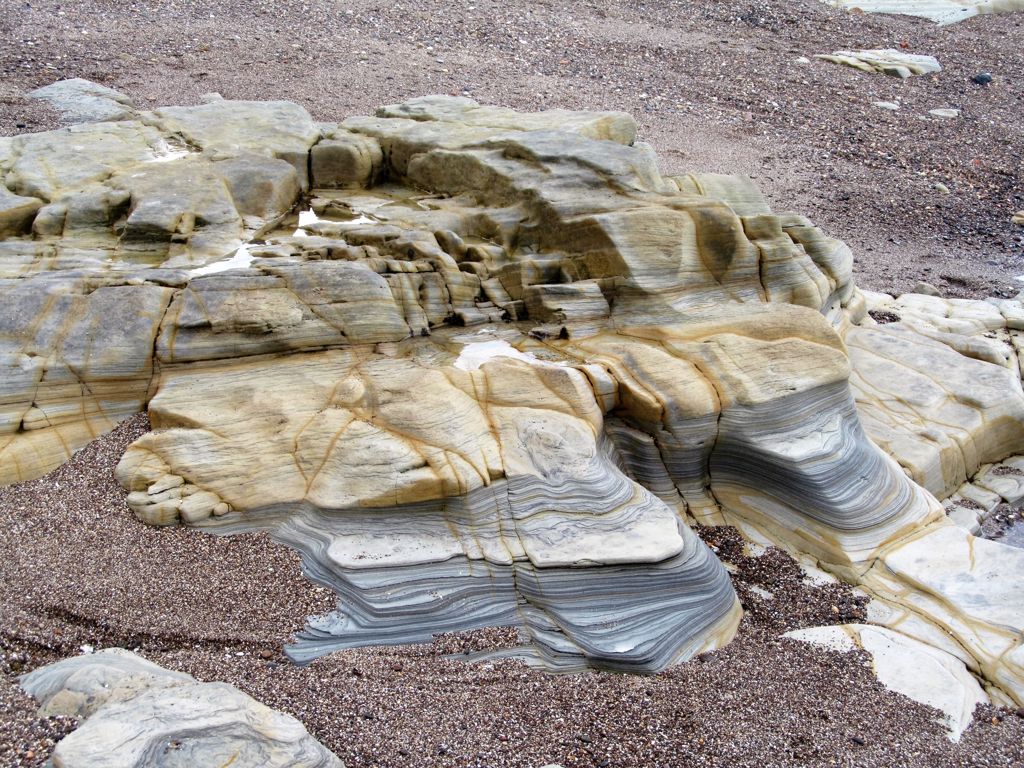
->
xmin=3 ymin=92 xmax=1024 ymax=694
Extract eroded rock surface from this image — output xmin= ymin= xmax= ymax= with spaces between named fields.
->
xmin=3 ymin=88 xmax=1024 ymax=691
xmin=20 ymin=649 xmax=343 ymax=768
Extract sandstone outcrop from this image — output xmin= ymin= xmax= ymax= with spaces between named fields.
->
xmin=3 ymin=86 xmax=1024 ymax=693
xmin=20 ymin=649 xmax=343 ymax=768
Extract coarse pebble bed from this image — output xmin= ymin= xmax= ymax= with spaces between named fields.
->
xmin=0 ymin=0 xmax=1022 ymax=298
xmin=1 ymin=415 xmax=1023 ymax=767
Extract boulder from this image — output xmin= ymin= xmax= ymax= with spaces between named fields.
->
xmin=21 ymin=649 xmax=343 ymax=768
xmin=29 ymin=78 xmax=137 ymax=124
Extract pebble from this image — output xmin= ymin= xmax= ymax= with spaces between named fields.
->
xmin=971 ymin=72 xmax=993 ymax=85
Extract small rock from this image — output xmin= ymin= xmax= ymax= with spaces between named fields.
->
xmin=929 ymin=108 xmax=960 ymax=118
xmin=1012 ymin=211 xmax=1024 ymax=227
xmin=933 ymin=182 xmax=950 ymax=194
xmin=851 ymin=735 xmax=866 ymax=746
xmin=259 ymin=649 xmax=273 ymax=659
xmin=872 ymin=101 xmax=900 ymax=111
xmin=971 ymin=72 xmax=993 ymax=85
xmin=913 ymin=281 xmax=943 ymax=297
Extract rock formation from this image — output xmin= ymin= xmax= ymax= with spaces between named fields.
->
xmin=3 ymin=86 xmax=1024 ymax=698
xmin=822 ymin=0 xmax=1024 ymax=25
xmin=20 ymin=649 xmax=343 ymax=767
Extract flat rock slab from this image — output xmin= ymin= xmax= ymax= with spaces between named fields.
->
xmin=29 ymin=78 xmax=137 ymax=124
xmin=821 ymin=0 xmax=1024 ymax=25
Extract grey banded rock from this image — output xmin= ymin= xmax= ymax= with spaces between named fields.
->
xmin=3 ymin=86 xmax=1024 ymax=693
xmin=20 ymin=649 xmax=343 ymax=768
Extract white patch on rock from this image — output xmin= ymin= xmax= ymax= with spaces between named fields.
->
xmin=188 ymin=243 xmax=255 ymax=277
xmin=454 ymin=339 xmax=538 ymax=371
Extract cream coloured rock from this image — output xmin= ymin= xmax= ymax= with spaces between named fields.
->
xmin=21 ymin=649 xmax=343 ymax=768
xmin=0 ymin=278 xmax=173 ymax=486
xmin=822 ymin=0 xmax=1024 ymax=25
xmin=852 ymin=291 xmax=1024 ymax=499
xmin=0 ymin=186 xmax=43 ymax=237
xmin=149 ymin=99 xmax=321 ymax=187
xmin=859 ymin=523 xmax=1024 ymax=705
xmin=115 ymin=351 xmax=742 ymax=670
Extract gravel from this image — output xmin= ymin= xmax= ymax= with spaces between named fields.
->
xmin=2 ymin=2 xmax=1024 ymax=765
xmin=0 ymin=0 xmax=1022 ymax=298
xmin=2 ymin=417 xmax=1024 ymax=767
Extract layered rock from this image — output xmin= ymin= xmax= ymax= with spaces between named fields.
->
xmin=20 ymin=649 xmax=343 ymax=768
xmin=3 ymin=88 xmax=1024 ymax=691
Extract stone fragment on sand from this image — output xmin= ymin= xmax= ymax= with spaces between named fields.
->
xmin=816 ymin=49 xmax=941 ymax=78
xmin=785 ymin=624 xmax=987 ymax=740
xmin=29 ymin=78 xmax=137 ymax=124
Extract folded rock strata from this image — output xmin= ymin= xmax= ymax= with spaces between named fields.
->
xmin=20 ymin=649 xmax=343 ymax=768
xmin=3 ymin=87 xmax=1024 ymax=692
